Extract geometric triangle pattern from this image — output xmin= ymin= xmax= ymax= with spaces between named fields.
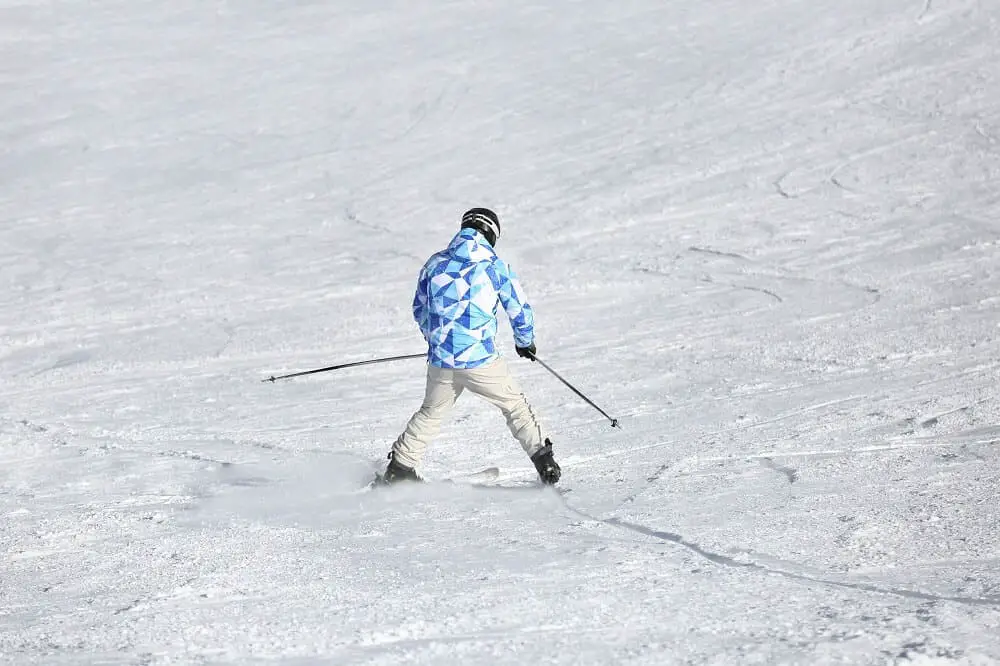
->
xmin=413 ymin=228 xmax=535 ymax=369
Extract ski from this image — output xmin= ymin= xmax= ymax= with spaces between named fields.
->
xmin=454 ymin=466 xmax=501 ymax=484
xmin=368 ymin=466 xmax=500 ymax=490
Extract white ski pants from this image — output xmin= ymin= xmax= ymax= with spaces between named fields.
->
xmin=391 ymin=358 xmax=547 ymax=469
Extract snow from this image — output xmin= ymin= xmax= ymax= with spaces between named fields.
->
xmin=2 ymin=0 xmax=1000 ymax=663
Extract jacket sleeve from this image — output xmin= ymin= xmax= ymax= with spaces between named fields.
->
xmin=413 ymin=266 xmax=431 ymax=341
xmin=493 ymin=259 xmax=535 ymax=347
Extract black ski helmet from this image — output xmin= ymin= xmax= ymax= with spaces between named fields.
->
xmin=460 ymin=207 xmax=501 ymax=246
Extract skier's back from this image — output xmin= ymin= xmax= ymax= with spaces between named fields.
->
xmin=382 ymin=208 xmax=561 ymax=485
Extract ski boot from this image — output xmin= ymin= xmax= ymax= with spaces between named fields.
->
xmin=378 ymin=453 xmax=422 ymax=485
xmin=530 ymin=439 xmax=561 ymax=485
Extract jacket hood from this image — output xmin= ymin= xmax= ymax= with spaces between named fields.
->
xmin=447 ymin=228 xmax=496 ymax=262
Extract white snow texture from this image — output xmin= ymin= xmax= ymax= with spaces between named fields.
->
xmin=2 ymin=0 xmax=1000 ymax=664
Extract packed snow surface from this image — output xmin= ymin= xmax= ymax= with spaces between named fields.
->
xmin=2 ymin=0 xmax=1000 ymax=663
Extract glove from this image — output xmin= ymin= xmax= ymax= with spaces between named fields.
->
xmin=516 ymin=342 xmax=537 ymax=361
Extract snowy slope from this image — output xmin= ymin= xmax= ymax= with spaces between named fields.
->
xmin=2 ymin=0 xmax=1000 ymax=663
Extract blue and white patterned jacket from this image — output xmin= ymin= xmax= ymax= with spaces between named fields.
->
xmin=413 ymin=228 xmax=535 ymax=369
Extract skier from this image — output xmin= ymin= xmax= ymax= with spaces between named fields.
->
xmin=381 ymin=207 xmax=561 ymax=485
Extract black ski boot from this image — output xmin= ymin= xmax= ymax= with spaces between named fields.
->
xmin=379 ymin=453 xmax=422 ymax=485
xmin=530 ymin=440 xmax=561 ymax=485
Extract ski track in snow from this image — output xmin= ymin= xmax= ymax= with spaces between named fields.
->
xmin=560 ymin=497 xmax=1000 ymax=608
xmin=3 ymin=0 xmax=1000 ymax=663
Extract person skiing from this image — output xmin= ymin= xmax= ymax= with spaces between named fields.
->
xmin=381 ymin=207 xmax=561 ymax=485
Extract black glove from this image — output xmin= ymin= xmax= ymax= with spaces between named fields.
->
xmin=516 ymin=342 xmax=537 ymax=360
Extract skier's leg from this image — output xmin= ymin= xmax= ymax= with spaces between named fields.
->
xmin=459 ymin=358 xmax=546 ymax=457
xmin=390 ymin=365 xmax=463 ymax=469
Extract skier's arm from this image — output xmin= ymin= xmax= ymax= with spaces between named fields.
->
xmin=493 ymin=259 xmax=535 ymax=348
xmin=412 ymin=267 xmax=431 ymax=341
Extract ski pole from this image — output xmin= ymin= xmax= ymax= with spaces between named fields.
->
xmin=528 ymin=353 xmax=620 ymax=428
xmin=262 ymin=352 xmax=426 ymax=383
